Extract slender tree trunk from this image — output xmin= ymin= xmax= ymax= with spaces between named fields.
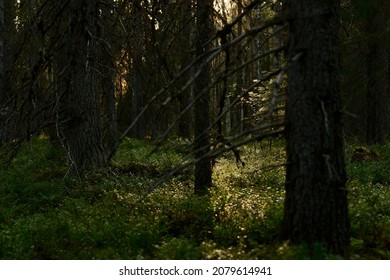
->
xmin=59 ymin=0 xmax=106 ymax=172
xmin=130 ymin=0 xmax=146 ymax=139
xmin=366 ymin=44 xmax=388 ymax=144
xmin=0 ymin=0 xmax=6 ymax=144
xmin=236 ymin=0 xmax=246 ymax=134
xmin=178 ymin=0 xmax=193 ymax=139
xmin=194 ymin=0 xmax=213 ymax=195
xmin=366 ymin=1 xmax=390 ymax=144
xmin=281 ymin=0 xmax=350 ymax=258
xmin=0 ymin=0 xmax=14 ymax=145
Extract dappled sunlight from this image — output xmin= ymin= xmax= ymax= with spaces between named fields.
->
xmin=0 ymin=138 xmax=389 ymax=259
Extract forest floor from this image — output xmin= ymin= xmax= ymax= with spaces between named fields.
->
xmin=0 ymin=137 xmax=389 ymax=259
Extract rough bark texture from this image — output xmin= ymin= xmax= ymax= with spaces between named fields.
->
xmin=281 ymin=0 xmax=350 ymax=258
xmin=100 ymin=4 xmax=118 ymax=152
xmin=59 ymin=0 xmax=106 ymax=172
xmin=194 ymin=0 xmax=213 ymax=195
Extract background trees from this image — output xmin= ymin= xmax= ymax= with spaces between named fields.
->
xmin=1 ymin=0 xmax=288 ymax=166
xmin=0 ymin=0 xmax=388 ymax=259
xmin=341 ymin=0 xmax=390 ymax=143
xmin=365 ymin=0 xmax=390 ymax=144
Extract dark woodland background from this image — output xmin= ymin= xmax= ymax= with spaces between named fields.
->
xmin=0 ymin=0 xmax=389 ymax=259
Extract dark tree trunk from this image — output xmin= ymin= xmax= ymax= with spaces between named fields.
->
xmin=237 ymin=2 xmax=245 ymax=134
xmin=101 ymin=53 xmax=118 ymax=152
xmin=366 ymin=1 xmax=390 ymax=144
xmin=100 ymin=3 xmax=118 ymax=152
xmin=130 ymin=0 xmax=146 ymax=139
xmin=366 ymin=44 xmax=388 ymax=144
xmin=0 ymin=0 xmax=14 ymax=145
xmin=0 ymin=0 xmax=7 ymax=144
xmin=281 ymin=0 xmax=350 ymax=258
xmin=194 ymin=0 xmax=213 ymax=195
xmin=59 ymin=0 xmax=106 ymax=172
xmin=178 ymin=0 xmax=193 ymax=139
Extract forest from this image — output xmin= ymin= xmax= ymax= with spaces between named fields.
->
xmin=0 ymin=0 xmax=389 ymax=260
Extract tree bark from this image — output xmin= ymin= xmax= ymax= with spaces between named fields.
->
xmin=130 ymin=0 xmax=146 ymax=139
xmin=101 ymin=51 xmax=118 ymax=152
xmin=100 ymin=3 xmax=118 ymax=152
xmin=0 ymin=0 xmax=6 ymax=144
xmin=194 ymin=0 xmax=213 ymax=195
xmin=0 ymin=0 xmax=14 ymax=145
xmin=178 ymin=0 xmax=193 ymax=139
xmin=59 ymin=0 xmax=106 ymax=172
xmin=366 ymin=1 xmax=390 ymax=144
xmin=281 ymin=0 xmax=350 ymax=258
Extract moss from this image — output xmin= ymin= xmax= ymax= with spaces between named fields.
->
xmin=0 ymin=138 xmax=389 ymax=259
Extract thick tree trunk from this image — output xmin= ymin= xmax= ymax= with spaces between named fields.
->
xmin=100 ymin=4 xmax=118 ymax=152
xmin=194 ymin=0 xmax=213 ymax=195
xmin=281 ymin=0 xmax=350 ymax=258
xmin=59 ymin=0 xmax=106 ymax=172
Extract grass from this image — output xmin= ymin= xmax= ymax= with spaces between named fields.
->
xmin=0 ymin=137 xmax=389 ymax=259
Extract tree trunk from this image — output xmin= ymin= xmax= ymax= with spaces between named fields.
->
xmin=178 ymin=0 xmax=193 ymax=139
xmin=366 ymin=1 xmax=390 ymax=144
xmin=59 ymin=0 xmax=106 ymax=172
xmin=0 ymin=0 xmax=6 ymax=144
xmin=236 ymin=0 xmax=247 ymax=134
xmin=101 ymin=51 xmax=118 ymax=152
xmin=194 ymin=0 xmax=213 ymax=195
xmin=0 ymin=0 xmax=14 ymax=145
xmin=100 ymin=3 xmax=118 ymax=152
xmin=130 ymin=0 xmax=146 ymax=139
xmin=281 ymin=0 xmax=350 ymax=258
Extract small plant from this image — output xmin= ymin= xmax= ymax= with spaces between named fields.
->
xmin=1 ymin=138 xmax=389 ymax=259
xmin=154 ymin=238 xmax=202 ymax=260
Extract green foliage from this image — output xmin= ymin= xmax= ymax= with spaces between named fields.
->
xmin=341 ymin=0 xmax=380 ymax=23
xmin=348 ymin=162 xmax=389 ymax=185
xmin=347 ymin=142 xmax=390 ymax=259
xmin=347 ymin=144 xmax=390 ymax=186
xmin=112 ymin=137 xmax=185 ymax=172
xmin=155 ymin=238 xmax=202 ymax=260
xmin=0 ymin=138 xmax=389 ymax=259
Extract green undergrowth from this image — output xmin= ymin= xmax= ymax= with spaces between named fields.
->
xmin=346 ymin=142 xmax=390 ymax=259
xmin=0 ymin=138 xmax=389 ymax=259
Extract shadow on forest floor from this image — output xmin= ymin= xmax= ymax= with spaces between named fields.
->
xmin=0 ymin=137 xmax=389 ymax=259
